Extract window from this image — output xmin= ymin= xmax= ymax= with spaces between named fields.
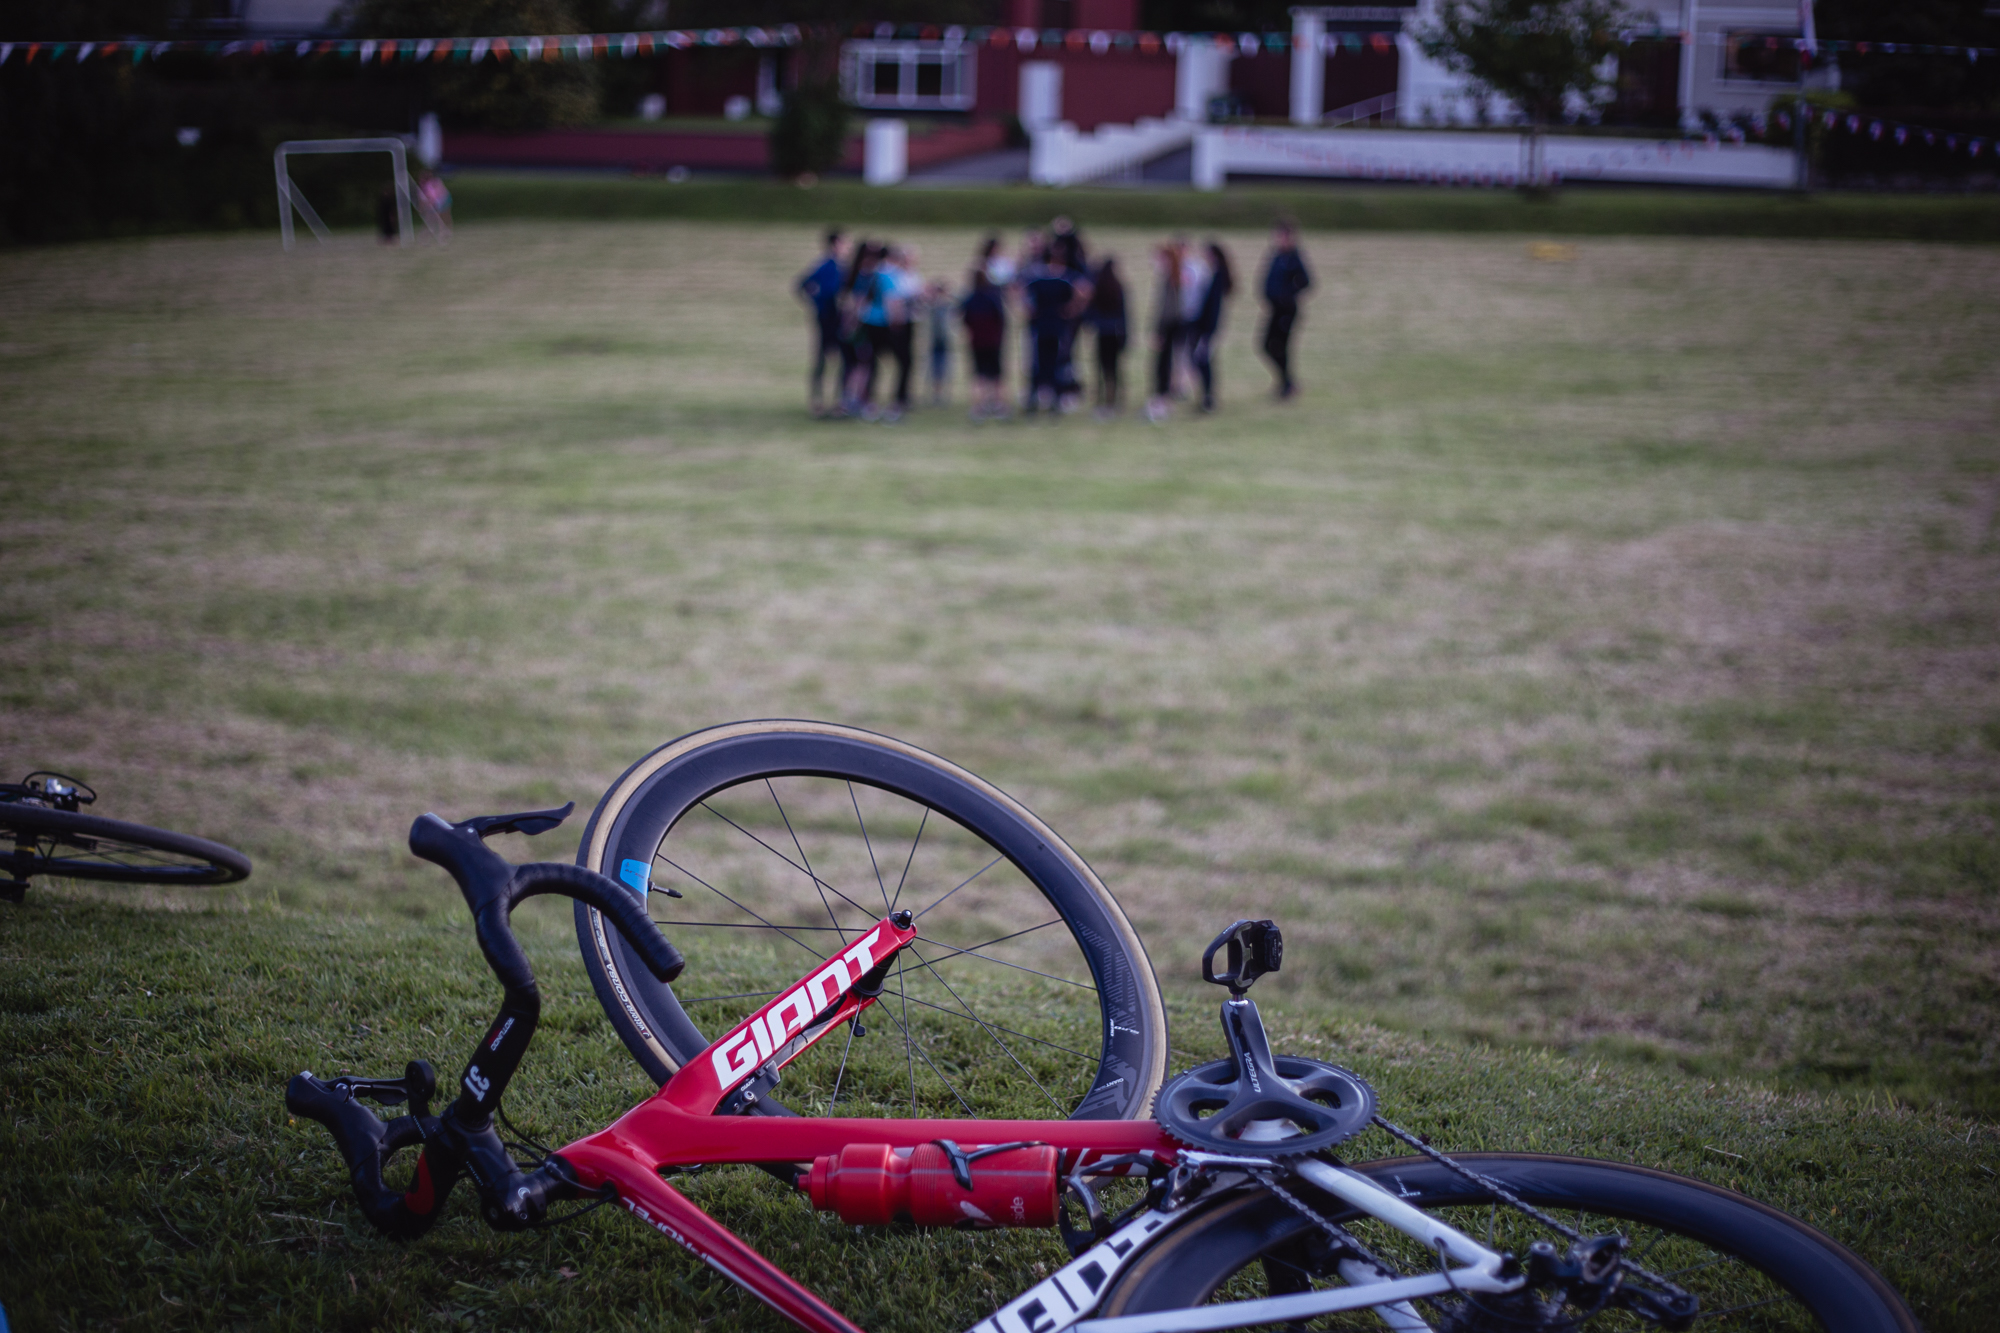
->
xmin=1722 ymin=31 xmax=1800 ymax=83
xmin=841 ymin=40 xmax=977 ymax=111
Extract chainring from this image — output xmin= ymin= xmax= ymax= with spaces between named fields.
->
xmin=1156 ymin=1054 xmax=1377 ymax=1157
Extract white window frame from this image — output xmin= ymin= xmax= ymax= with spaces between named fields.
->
xmin=840 ymin=39 xmax=977 ymax=112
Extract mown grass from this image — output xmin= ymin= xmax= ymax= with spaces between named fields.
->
xmin=1 ymin=219 xmax=1997 ymax=1329
xmin=3 ymin=897 xmax=1994 ymax=1331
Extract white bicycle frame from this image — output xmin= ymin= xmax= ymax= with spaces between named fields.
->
xmin=966 ymin=1154 xmax=1522 ymax=1333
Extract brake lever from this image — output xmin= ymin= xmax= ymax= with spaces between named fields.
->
xmin=333 ymin=1060 xmax=438 ymax=1116
xmin=460 ymin=802 xmax=575 ymax=841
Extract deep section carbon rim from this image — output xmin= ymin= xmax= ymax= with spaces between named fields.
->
xmin=1097 ymin=1154 xmax=1917 ymax=1332
xmin=573 ymin=721 xmax=1168 ymax=1121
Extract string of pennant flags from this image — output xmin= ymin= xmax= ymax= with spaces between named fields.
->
xmin=1770 ymin=105 xmax=1994 ymax=159
xmin=3 ymin=26 xmax=1997 ymax=67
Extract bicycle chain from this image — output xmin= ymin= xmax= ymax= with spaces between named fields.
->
xmin=1368 ymin=1114 xmax=1693 ymax=1302
xmin=1255 ymin=1169 xmax=1401 ymax=1277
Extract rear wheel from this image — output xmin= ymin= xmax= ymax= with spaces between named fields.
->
xmin=0 ymin=804 xmax=251 ymax=895
xmin=1099 ymin=1154 xmax=1917 ymax=1332
xmin=573 ymin=721 xmax=1168 ymax=1120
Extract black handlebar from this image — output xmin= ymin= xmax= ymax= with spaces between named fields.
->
xmin=289 ymin=804 xmax=685 ymax=1237
xmin=407 ymin=812 xmax=683 ymax=994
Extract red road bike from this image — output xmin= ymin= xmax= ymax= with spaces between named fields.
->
xmin=288 ymin=721 xmax=1915 ymax=1332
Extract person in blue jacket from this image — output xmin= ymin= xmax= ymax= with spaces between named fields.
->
xmin=796 ymin=228 xmax=847 ymax=417
xmin=1259 ymin=220 xmax=1313 ymax=400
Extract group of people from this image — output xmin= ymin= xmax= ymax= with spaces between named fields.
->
xmin=796 ymin=217 xmax=1311 ymax=423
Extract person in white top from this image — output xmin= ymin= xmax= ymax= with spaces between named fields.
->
xmin=880 ymin=247 xmax=926 ymax=422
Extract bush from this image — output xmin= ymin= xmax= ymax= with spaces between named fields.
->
xmin=769 ymin=81 xmax=849 ymax=178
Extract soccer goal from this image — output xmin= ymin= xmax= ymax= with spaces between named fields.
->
xmin=274 ymin=137 xmax=446 ymax=250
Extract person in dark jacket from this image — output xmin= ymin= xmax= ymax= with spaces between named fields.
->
xmin=1087 ymin=256 xmax=1128 ymax=416
xmin=1259 ymin=221 xmax=1312 ymax=399
xmin=1186 ymin=240 xmax=1234 ymax=414
xmin=796 ymin=228 xmax=846 ymax=416
xmin=960 ymin=269 xmax=1009 ymax=420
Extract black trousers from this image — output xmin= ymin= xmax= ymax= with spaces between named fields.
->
xmin=1261 ymin=302 xmax=1298 ymax=391
xmin=887 ymin=322 xmax=914 ymax=407
xmin=1096 ymin=331 xmax=1125 ymax=407
xmin=1152 ymin=321 xmax=1183 ymax=397
xmin=1187 ymin=327 xmax=1216 ymax=409
xmin=1031 ymin=329 xmax=1064 ymax=398
xmin=810 ymin=313 xmax=842 ymax=402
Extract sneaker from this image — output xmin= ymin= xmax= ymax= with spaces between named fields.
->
xmin=1144 ymin=399 xmax=1168 ymax=423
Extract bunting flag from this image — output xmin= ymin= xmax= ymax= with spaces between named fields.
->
xmin=1619 ymin=28 xmax=2000 ymax=60
xmin=1772 ymin=105 xmax=1991 ymax=159
xmin=1 ymin=23 xmax=1995 ymax=66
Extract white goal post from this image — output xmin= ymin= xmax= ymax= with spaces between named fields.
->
xmin=274 ymin=137 xmax=446 ymax=250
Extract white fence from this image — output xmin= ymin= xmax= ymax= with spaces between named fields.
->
xmin=1192 ymin=127 xmax=1796 ymax=191
xmin=1029 ymin=117 xmax=1197 ymax=187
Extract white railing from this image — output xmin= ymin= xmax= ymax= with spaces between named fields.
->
xmin=1192 ymin=125 xmax=1796 ymax=191
xmin=1321 ymin=92 xmax=1396 ymax=127
xmin=1028 ymin=117 xmax=1197 ymax=186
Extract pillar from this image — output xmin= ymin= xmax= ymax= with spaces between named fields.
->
xmin=1290 ymin=11 xmax=1324 ymax=125
xmin=864 ymin=119 xmax=907 ymax=186
xmin=1176 ymin=39 xmax=1232 ymax=121
xmin=1020 ymin=60 xmax=1063 ymax=129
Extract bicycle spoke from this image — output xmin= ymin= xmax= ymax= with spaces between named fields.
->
xmin=828 ymin=1017 xmax=859 ymax=1112
xmin=888 ymin=991 xmax=1098 ymax=1062
xmin=1660 ymin=1255 xmax=1731 ymax=1281
xmin=916 ymin=930 xmax=1097 ymax=992
xmin=872 ymin=976 xmax=977 ymax=1118
xmin=911 ymin=853 xmax=1004 ymax=920
xmin=888 ymin=807 xmax=927 ymax=914
xmin=849 ymin=782 xmax=889 ymax=913
xmin=899 ymin=953 xmax=916 ymax=1113
xmin=906 ymin=944 xmax=1064 ymax=1115
xmin=654 ymin=856 xmax=828 ymax=962
xmin=698 ymin=799 xmax=877 ymax=923
xmin=768 ymin=779 xmax=849 ymax=947
xmin=652 ymin=920 xmax=852 ymax=932
xmin=1692 ymin=1294 xmax=1784 ymax=1322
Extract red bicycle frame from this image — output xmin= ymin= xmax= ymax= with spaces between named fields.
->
xmin=556 ymin=914 xmax=1180 ymax=1333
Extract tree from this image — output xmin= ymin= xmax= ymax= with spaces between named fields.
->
xmin=340 ymin=0 xmax=604 ymax=130
xmin=768 ymin=78 xmax=849 ymax=178
xmin=1414 ymin=0 xmax=1634 ymax=189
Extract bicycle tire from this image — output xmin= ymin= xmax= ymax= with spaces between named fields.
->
xmin=0 ymin=804 xmax=251 ymax=888
xmin=572 ymin=720 xmax=1168 ymax=1121
xmin=1097 ymin=1153 xmax=1918 ymax=1332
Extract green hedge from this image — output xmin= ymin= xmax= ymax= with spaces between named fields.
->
xmin=449 ymin=172 xmax=2000 ymax=241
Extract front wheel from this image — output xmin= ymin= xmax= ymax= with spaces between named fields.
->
xmin=1098 ymin=1154 xmax=1917 ymax=1332
xmin=0 ymin=804 xmax=251 ymax=891
xmin=572 ymin=720 xmax=1168 ymax=1121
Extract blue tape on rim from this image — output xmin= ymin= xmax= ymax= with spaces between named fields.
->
xmin=619 ymin=858 xmax=652 ymax=898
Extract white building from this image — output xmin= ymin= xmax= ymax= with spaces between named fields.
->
xmin=1293 ymin=1 xmax=1835 ymax=132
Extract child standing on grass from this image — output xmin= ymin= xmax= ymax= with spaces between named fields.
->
xmin=926 ymin=279 xmax=953 ymax=405
xmin=1187 ymin=240 xmax=1234 ymax=414
xmin=797 ymin=228 xmax=846 ymax=417
xmin=961 ymin=270 xmax=1008 ymax=420
xmin=1088 ymin=256 xmax=1127 ymax=417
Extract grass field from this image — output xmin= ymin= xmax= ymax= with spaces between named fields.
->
xmin=1 ymin=217 xmax=1997 ymax=1331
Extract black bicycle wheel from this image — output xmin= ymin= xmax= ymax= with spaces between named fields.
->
xmin=0 ymin=804 xmax=251 ymax=888
xmin=1097 ymin=1154 xmax=1917 ymax=1332
xmin=572 ymin=720 xmax=1168 ymax=1120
